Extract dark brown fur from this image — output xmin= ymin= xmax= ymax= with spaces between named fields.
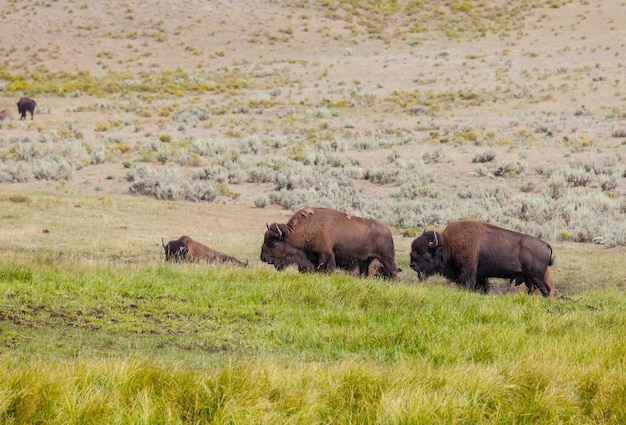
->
xmin=410 ymin=220 xmax=555 ymax=297
xmin=260 ymin=207 xmax=399 ymax=278
xmin=163 ymin=236 xmax=247 ymax=266
xmin=162 ymin=238 xmax=188 ymax=262
xmin=512 ymin=266 xmax=556 ymax=297
xmin=17 ymin=97 xmax=36 ymax=120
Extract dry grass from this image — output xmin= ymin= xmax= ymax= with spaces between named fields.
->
xmin=0 ymin=0 xmax=624 ymax=270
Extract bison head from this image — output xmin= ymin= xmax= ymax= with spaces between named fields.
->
xmin=410 ymin=230 xmax=443 ymax=280
xmin=260 ymin=223 xmax=315 ymax=271
xmin=163 ymin=239 xmax=188 ymax=262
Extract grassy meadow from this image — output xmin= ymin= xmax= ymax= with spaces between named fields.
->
xmin=1 ymin=254 xmax=626 ymax=424
xmin=0 ymin=192 xmax=625 ymax=423
xmin=1 ymin=0 xmax=626 ymax=423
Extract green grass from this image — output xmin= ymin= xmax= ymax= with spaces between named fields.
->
xmin=1 ymin=257 xmax=625 ymax=423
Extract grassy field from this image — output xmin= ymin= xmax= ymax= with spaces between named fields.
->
xmin=1 ymin=254 xmax=625 ymax=423
xmin=1 ymin=0 xmax=625 ymax=422
xmin=0 ymin=190 xmax=625 ymax=423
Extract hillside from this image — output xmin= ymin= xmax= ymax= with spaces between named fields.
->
xmin=1 ymin=0 xmax=625 ymax=247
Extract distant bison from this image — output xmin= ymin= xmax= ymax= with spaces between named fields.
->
xmin=162 ymin=236 xmax=247 ymax=266
xmin=260 ymin=206 xmax=399 ymax=278
xmin=0 ymin=109 xmax=13 ymax=122
xmin=17 ymin=96 xmax=36 ymax=120
xmin=410 ymin=220 xmax=554 ymax=297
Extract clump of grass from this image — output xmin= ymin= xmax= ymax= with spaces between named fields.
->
xmin=561 ymin=165 xmax=593 ymax=187
xmin=254 ymin=195 xmax=269 ymax=208
xmin=493 ymin=161 xmax=525 ymax=178
xmin=422 ymin=148 xmax=445 ymax=164
xmin=472 ymin=150 xmax=496 ymax=163
xmin=611 ymin=127 xmax=626 ymax=138
xmin=192 ymin=162 xmax=247 ymax=185
xmin=126 ymin=164 xmax=220 ymax=202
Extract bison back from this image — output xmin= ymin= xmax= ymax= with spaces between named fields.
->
xmin=287 ymin=207 xmax=397 ymax=276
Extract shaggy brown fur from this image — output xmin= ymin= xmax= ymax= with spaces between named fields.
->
xmin=410 ymin=220 xmax=555 ymax=297
xmin=261 ymin=206 xmax=399 ymax=278
xmin=164 ymin=235 xmax=247 ymax=266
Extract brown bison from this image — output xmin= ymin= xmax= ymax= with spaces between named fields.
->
xmin=410 ymin=220 xmax=554 ymax=297
xmin=260 ymin=207 xmax=399 ymax=278
xmin=17 ymin=96 xmax=36 ymax=120
xmin=162 ymin=236 xmax=247 ymax=266
xmin=0 ymin=109 xmax=13 ymax=122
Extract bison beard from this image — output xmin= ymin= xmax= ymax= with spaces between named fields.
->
xmin=260 ymin=207 xmax=399 ymax=278
xmin=162 ymin=236 xmax=247 ymax=266
xmin=410 ymin=220 xmax=555 ymax=297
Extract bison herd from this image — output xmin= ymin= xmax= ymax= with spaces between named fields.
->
xmin=4 ymin=96 xmax=556 ymax=297
xmin=164 ymin=206 xmax=556 ymax=297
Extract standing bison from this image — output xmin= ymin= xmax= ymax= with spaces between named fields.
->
xmin=410 ymin=220 xmax=555 ymax=297
xmin=260 ymin=207 xmax=399 ymax=278
xmin=17 ymin=96 xmax=36 ymax=120
xmin=162 ymin=235 xmax=247 ymax=266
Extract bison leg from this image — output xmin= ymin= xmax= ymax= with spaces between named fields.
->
xmin=513 ymin=267 xmax=555 ymax=297
xmin=476 ymin=277 xmax=489 ymax=294
xmin=526 ymin=272 xmax=550 ymax=297
xmin=317 ymin=251 xmax=336 ymax=272
xmin=459 ymin=268 xmax=478 ymax=292
xmin=376 ymin=257 xmax=399 ymax=279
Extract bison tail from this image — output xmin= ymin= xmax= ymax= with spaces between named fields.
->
xmin=161 ymin=238 xmax=166 ymax=248
xmin=547 ymin=244 xmax=554 ymax=266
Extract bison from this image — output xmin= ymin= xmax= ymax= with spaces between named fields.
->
xmin=260 ymin=206 xmax=399 ymax=278
xmin=162 ymin=235 xmax=247 ymax=266
xmin=410 ymin=220 xmax=555 ymax=297
xmin=17 ymin=96 xmax=36 ymax=120
xmin=0 ymin=109 xmax=13 ymax=122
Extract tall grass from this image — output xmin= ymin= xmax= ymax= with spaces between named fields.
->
xmin=0 ymin=258 xmax=625 ymax=423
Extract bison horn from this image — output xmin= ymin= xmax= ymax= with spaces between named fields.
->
xmin=273 ymin=223 xmax=283 ymax=238
xmin=428 ymin=231 xmax=438 ymax=248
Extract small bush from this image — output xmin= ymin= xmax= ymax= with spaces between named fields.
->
xmin=493 ymin=161 xmax=525 ymax=178
xmin=561 ymin=166 xmax=593 ymax=187
xmin=254 ymin=195 xmax=269 ymax=208
xmin=422 ymin=149 xmax=445 ymax=164
xmin=472 ymin=150 xmax=496 ymax=163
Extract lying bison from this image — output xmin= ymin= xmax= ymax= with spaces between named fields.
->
xmin=0 ymin=109 xmax=13 ymax=122
xmin=260 ymin=207 xmax=399 ymax=278
xmin=410 ymin=220 xmax=554 ymax=297
xmin=17 ymin=97 xmax=36 ymax=120
xmin=162 ymin=235 xmax=247 ymax=266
